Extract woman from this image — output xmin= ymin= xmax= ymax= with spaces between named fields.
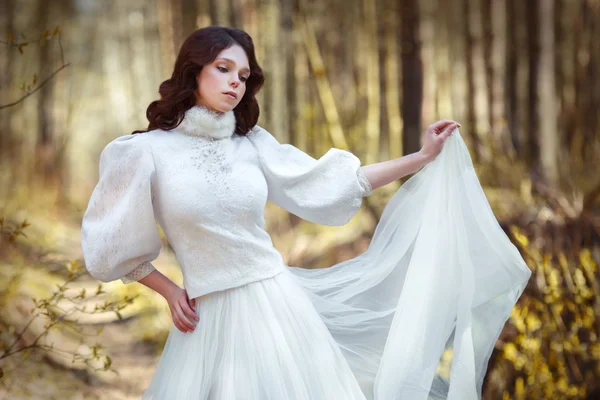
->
xmin=81 ymin=26 xmax=531 ymax=399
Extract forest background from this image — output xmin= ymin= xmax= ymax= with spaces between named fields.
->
xmin=0 ymin=0 xmax=599 ymax=399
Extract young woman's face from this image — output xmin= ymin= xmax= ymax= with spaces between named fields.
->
xmin=195 ymin=44 xmax=251 ymax=113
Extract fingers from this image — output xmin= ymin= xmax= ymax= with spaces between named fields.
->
xmin=175 ymin=302 xmax=197 ymax=332
xmin=429 ymin=119 xmax=455 ymax=133
xmin=173 ymin=312 xmax=188 ymax=333
xmin=188 ymin=296 xmax=196 ymax=312
xmin=181 ymin=297 xmax=200 ymax=323
xmin=439 ymin=122 xmax=460 ymax=139
xmin=429 ymin=120 xmax=461 ymax=136
xmin=168 ymin=290 xmax=199 ymax=333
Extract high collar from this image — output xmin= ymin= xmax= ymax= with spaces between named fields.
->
xmin=176 ymin=105 xmax=236 ymax=140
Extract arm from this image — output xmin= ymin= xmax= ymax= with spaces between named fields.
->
xmin=137 ymin=269 xmax=179 ymax=299
xmin=360 ymin=120 xmax=460 ymax=191
xmin=247 ymin=126 xmax=371 ymax=226
xmin=81 ymin=135 xmax=198 ymax=333
xmin=137 ymin=269 xmax=199 ymax=333
xmin=360 ymin=151 xmax=432 ymax=191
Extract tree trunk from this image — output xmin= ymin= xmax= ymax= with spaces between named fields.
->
xmin=292 ymin=12 xmax=308 ymax=151
xmin=384 ymin=0 xmax=402 ymax=159
xmin=505 ymin=0 xmax=519 ymax=155
xmin=590 ymin=3 xmax=600 ymax=157
xmin=483 ymin=0 xmax=508 ymax=152
xmin=578 ymin=0 xmax=597 ymax=161
xmin=0 ymin=0 xmax=14 ymax=196
xmin=157 ymin=0 xmax=178 ymax=78
xmin=419 ymin=0 xmax=437 ymax=130
xmin=538 ymin=0 xmax=558 ymax=184
xmin=363 ymin=0 xmax=380 ymax=164
xmin=196 ymin=0 xmax=212 ymax=27
xmin=491 ymin=0 xmax=507 ymax=153
xmin=560 ymin=0 xmax=578 ymax=159
xmin=181 ymin=0 xmax=198 ymax=39
xmin=281 ymin=0 xmax=294 ymax=141
xmin=400 ymin=0 xmax=422 ymax=156
xmin=526 ymin=0 xmax=540 ymax=171
xmin=170 ymin=0 xmax=183 ymax=54
xmin=36 ymin=0 xmax=54 ymax=181
xmin=435 ymin=0 xmax=454 ymax=124
xmin=212 ymin=0 xmax=230 ymax=25
xmin=352 ymin=1 xmax=368 ymax=158
xmin=463 ymin=0 xmax=481 ymax=162
xmin=467 ymin=0 xmax=490 ymax=161
xmin=230 ymin=0 xmax=244 ymax=27
xmin=482 ymin=0 xmax=494 ymax=138
xmin=299 ymin=8 xmax=349 ymax=150
xmin=447 ymin=0 xmax=468 ymax=141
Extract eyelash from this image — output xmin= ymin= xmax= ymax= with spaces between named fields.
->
xmin=217 ymin=66 xmax=248 ymax=82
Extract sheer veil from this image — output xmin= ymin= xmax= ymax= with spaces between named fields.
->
xmin=287 ymin=129 xmax=532 ymax=399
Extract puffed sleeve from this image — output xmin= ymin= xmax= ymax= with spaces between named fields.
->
xmin=81 ymin=134 xmax=162 ymax=284
xmin=246 ymin=125 xmax=372 ymax=226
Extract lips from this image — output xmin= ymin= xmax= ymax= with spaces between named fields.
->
xmin=224 ymin=91 xmax=237 ymax=100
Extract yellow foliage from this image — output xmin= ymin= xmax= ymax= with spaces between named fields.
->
xmin=510 ymin=226 xmax=529 ymax=247
xmin=494 ymin=228 xmax=599 ymax=400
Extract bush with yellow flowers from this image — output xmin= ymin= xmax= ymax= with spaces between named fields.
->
xmin=484 ymin=226 xmax=598 ymax=400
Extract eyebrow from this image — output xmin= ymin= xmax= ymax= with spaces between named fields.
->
xmin=216 ymin=58 xmax=250 ymax=74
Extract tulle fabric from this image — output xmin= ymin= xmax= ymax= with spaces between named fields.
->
xmin=142 ymin=129 xmax=531 ymax=399
xmin=290 ymin=129 xmax=531 ymax=399
xmin=142 ymin=270 xmax=366 ymax=400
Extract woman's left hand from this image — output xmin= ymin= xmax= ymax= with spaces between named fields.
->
xmin=419 ymin=120 xmax=461 ymax=162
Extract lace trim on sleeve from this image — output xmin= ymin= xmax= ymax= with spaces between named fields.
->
xmin=356 ymin=167 xmax=373 ymax=197
xmin=121 ymin=261 xmax=156 ymax=284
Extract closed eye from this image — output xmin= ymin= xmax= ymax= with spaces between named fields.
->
xmin=217 ymin=66 xmax=249 ymax=82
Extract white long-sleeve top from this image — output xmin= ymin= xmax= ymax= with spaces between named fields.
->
xmin=81 ymin=105 xmax=372 ymax=299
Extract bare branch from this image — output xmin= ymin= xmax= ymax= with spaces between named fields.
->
xmin=0 ymin=63 xmax=70 ymax=110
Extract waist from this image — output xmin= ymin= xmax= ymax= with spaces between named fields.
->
xmin=183 ymin=263 xmax=285 ymax=299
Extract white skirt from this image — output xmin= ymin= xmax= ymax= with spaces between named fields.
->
xmin=142 ymin=130 xmax=531 ymax=400
xmin=142 ymin=269 xmax=366 ymax=400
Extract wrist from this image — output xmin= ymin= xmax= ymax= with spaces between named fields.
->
xmin=416 ymin=150 xmax=433 ymax=165
xmin=163 ymin=282 xmax=181 ymax=301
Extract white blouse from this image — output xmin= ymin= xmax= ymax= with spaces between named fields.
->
xmin=81 ymin=105 xmax=373 ymax=298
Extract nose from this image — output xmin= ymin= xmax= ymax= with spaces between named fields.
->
xmin=229 ymin=78 xmax=239 ymax=88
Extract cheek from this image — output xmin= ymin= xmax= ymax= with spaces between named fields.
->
xmin=198 ymin=70 xmax=221 ymax=92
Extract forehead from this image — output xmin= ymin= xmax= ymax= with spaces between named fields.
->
xmin=215 ymin=45 xmax=250 ymax=71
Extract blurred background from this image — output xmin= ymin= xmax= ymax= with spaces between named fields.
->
xmin=1 ymin=0 xmax=599 ymax=399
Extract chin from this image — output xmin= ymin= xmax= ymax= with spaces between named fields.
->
xmin=217 ymin=103 xmax=237 ymax=113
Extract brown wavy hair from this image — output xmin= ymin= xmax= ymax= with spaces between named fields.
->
xmin=133 ymin=26 xmax=264 ymax=135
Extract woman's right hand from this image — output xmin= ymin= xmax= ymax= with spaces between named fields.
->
xmin=164 ymin=285 xmax=199 ymax=333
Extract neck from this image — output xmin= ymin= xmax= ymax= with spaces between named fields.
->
xmin=176 ymin=104 xmax=236 ymax=140
xmin=196 ymin=102 xmax=223 ymax=116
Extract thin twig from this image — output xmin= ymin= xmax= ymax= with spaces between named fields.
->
xmin=0 ymin=312 xmax=40 ymax=359
xmin=0 ymin=39 xmax=34 ymax=47
xmin=0 ymin=63 xmax=70 ymax=110
xmin=57 ymin=34 xmax=65 ymax=65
